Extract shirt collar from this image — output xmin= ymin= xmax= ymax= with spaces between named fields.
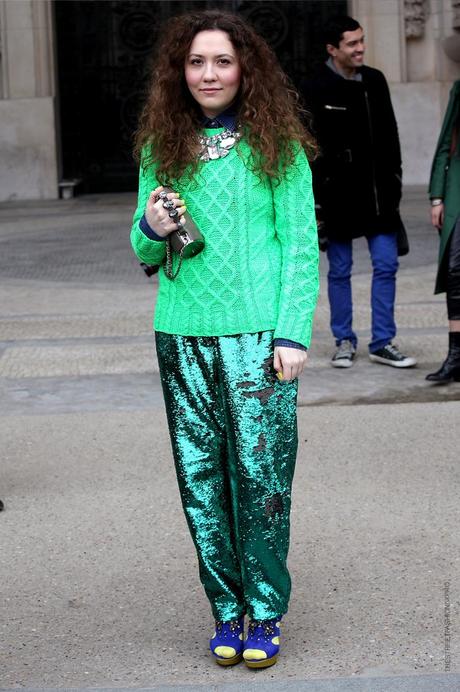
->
xmin=326 ymin=56 xmax=363 ymax=82
xmin=201 ymin=106 xmax=237 ymax=130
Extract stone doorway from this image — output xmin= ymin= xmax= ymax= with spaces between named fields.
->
xmin=54 ymin=0 xmax=346 ymax=194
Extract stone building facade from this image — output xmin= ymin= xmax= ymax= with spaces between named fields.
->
xmin=1 ymin=0 xmax=460 ymax=201
xmin=0 ymin=1 xmax=58 ymax=200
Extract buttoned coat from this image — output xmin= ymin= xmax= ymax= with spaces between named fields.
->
xmin=429 ymin=80 xmax=460 ymax=294
xmin=301 ymin=64 xmax=403 ymax=240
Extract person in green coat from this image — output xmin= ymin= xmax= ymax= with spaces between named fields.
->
xmin=427 ymin=80 xmax=460 ymax=382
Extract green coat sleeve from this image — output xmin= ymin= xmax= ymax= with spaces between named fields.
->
xmin=429 ymin=81 xmax=460 ymax=199
xmin=272 ymin=145 xmax=320 ymax=348
xmin=130 ymin=155 xmax=167 ymax=267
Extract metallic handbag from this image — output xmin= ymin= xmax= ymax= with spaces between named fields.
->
xmin=160 ymin=187 xmax=205 ymax=279
xmin=141 ymin=187 xmax=205 ymax=280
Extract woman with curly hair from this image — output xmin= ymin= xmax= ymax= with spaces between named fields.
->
xmin=130 ymin=10 xmax=319 ymax=668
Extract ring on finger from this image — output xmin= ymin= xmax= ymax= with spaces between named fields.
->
xmin=169 ymin=209 xmax=179 ymax=219
xmin=163 ymin=200 xmax=175 ymax=210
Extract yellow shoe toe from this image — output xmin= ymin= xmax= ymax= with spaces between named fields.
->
xmin=214 ymin=645 xmax=237 ymax=658
xmin=243 ymin=648 xmax=267 ymax=661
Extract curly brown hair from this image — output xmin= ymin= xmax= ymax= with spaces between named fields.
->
xmin=134 ymin=9 xmax=317 ymax=184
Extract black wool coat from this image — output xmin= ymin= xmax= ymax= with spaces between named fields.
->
xmin=301 ymin=64 xmax=403 ymax=240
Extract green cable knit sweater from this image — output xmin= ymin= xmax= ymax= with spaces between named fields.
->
xmin=130 ymin=132 xmax=319 ymax=348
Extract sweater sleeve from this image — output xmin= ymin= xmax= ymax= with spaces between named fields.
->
xmin=272 ymin=145 xmax=320 ymax=348
xmin=130 ymin=155 xmax=167 ymax=267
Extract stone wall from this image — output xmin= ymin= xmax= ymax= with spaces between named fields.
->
xmin=351 ymin=0 xmax=460 ymax=185
xmin=1 ymin=0 xmax=460 ymax=199
xmin=0 ymin=0 xmax=58 ymax=201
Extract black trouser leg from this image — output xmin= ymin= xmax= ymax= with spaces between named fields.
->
xmin=426 ymin=219 xmax=460 ymax=382
xmin=446 ymin=219 xmax=460 ymax=321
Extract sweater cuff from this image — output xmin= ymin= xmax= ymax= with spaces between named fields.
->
xmin=273 ymin=338 xmax=307 ymax=352
xmin=139 ymin=214 xmax=165 ymax=242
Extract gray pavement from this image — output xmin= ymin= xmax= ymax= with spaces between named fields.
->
xmin=0 ymin=188 xmax=458 ymax=411
xmin=2 ymin=676 xmax=460 ymax=692
xmin=1 ymin=188 xmax=460 ymax=690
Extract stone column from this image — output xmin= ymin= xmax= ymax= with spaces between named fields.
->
xmin=348 ymin=0 xmax=460 ymax=184
xmin=350 ymin=0 xmax=406 ymax=82
xmin=442 ymin=0 xmax=460 ymax=72
xmin=0 ymin=0 xmax=58 ymax=201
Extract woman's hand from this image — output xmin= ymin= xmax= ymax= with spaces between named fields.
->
xmin=274 ymin=346 xmax=308 ymax=382
xmin=145 ymin=186 xmax=187 ymax=238
xmin=431 ymin=203 xmax=444 ymax=230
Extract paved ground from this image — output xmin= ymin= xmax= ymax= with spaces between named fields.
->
xmin=0 ymin=188 xmax=458 ymax=413
xmin=1 ymin=188 xmax=460 ymax=690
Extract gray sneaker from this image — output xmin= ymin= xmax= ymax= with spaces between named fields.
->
xmin=331 ymin=340 xmax=356 ymax=368
xmin=369 ymin=342 xmax=416 ymax=368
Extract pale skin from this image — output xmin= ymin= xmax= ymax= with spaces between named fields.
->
xmin=145 ymin=29 xmax=308 ymax=380
xmin=431 ymin=203 xmax=444 ymax=230
xmin=431 ymin=202 xmax=460 ymax=331
xmin=326 ymin=26 xmax=365 ymax=78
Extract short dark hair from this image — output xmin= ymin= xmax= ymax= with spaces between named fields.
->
xmin=323 ymin=15 xmax=362 ymax=48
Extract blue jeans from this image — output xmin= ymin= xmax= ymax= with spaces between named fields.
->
xmin=327 ymin=232 xmax=399 ymax=353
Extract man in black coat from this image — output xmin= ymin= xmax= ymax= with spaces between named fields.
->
xmin=302 ymin=15 xmax=416 ymax=369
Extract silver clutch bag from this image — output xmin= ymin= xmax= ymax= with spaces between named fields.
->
xmin=140 ymin=187 xmax=205 ymax=281
xmin=160 ymin=187 xmax=205 ymax=260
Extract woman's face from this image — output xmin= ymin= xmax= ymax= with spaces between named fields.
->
xmin=185 ymin=30 xmax=241 ymax=118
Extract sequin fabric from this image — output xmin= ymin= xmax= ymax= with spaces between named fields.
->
xmin=156 ymin=330 xmax=298 ymax=621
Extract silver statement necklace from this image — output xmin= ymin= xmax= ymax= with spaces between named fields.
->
xmin=198 ymin=128 xmax=241 ymax=162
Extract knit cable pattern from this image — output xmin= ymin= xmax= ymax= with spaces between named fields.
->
xmin=130 ymin=134 xmax=319 ymax=347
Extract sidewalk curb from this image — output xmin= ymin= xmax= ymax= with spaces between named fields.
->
xmin=2 ymin=671 xmax=460 ymax=691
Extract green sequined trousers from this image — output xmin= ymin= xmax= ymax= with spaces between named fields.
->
xmin=156 ymin=330 xmax=298 ymax=621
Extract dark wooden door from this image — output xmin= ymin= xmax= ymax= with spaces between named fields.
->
xmin=54 ymin=0 xmax=346 ymax=193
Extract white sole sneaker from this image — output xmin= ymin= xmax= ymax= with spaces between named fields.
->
xmin=331 ymin=358 xmax=354 ymax=368
xmin=368 ymin=353 xmax=417 ymax=368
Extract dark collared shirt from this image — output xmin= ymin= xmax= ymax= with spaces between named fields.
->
xmin=325 ymin=57 xmax=363 ymax=82
xmin=201 ymin=106 xmax=238 ymax=130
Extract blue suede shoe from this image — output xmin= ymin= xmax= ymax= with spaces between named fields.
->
xmin=210 ymin=617 xmax=244 ymax=666
xmin=243 ymin=618 xmax=281 ymax=668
